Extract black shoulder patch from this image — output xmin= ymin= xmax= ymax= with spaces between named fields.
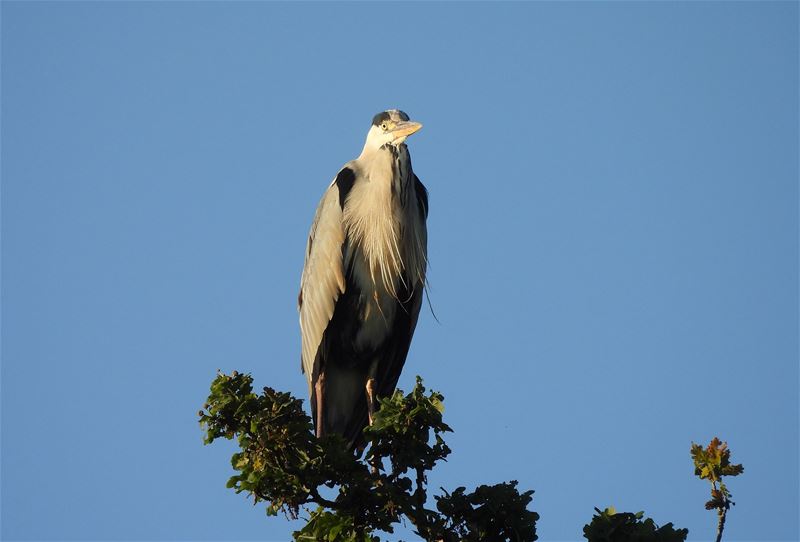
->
xmin=335 ymin=167 xmax=356 ymax=210
xmin=371 ymin=111 xmax=391 ymax=127
xmin=414 ymin=174 xmax=429 ymax=218
xmin=397 ymin=110 xmax=410 ymax=121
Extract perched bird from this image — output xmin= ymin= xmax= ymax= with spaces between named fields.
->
xmin=298 ymin=109 xmax=428 ymax=448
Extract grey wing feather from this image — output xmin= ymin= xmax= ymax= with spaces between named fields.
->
xmin=298 ymin=180 xmax=346 ymax=394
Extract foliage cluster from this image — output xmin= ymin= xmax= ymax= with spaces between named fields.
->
xmin=200 ymin=371 xmax=742 ymax=542
xmin=199 ymin=372 xmax=538 ymax=541
xmin=583 ymin=507 xmax=687 ymax=542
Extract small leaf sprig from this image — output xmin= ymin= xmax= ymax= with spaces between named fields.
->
xmin=690 ymin=438 xmax=744 ymax=542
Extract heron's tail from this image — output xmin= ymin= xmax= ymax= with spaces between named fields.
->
xmin=313 ymin=363 xmax=369 ymax=451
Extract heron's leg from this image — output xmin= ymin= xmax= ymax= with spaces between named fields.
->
xmin=365 ymin=364 xmax=382 ymax=473
xmin=314 ymin=372 xmax=325 ymax=438
xmin=366 ymin=377 xmax=377 ymax=425
xmin=365 ymin=377 xmax=380 ymax=475
xmin=366 ymin=357 xmax=381 ymax=425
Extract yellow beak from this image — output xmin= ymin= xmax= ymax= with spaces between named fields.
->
xmin=391 ymin=120 xmax=423 ymax=139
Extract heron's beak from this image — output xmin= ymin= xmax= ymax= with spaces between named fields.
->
xmin=391 ymin=121 xmax=423 ymax=140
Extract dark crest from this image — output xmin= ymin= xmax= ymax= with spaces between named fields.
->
xmin=372 ymin=111 xmax=391 ymax=127
xmin=372 ymin=110 xmax=410 ymax=126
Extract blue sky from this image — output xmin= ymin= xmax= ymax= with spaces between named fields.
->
xmin=2 ymin=2 xmax=797 ymax=541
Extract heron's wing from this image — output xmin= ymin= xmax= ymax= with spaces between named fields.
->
xmin=299 ymin=169 xmax=353 ymax=390
xmin=414 ymin=174 xmax=428 ymax=219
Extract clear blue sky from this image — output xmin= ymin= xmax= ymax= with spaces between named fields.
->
xmin=2 ymin=2 xmax=797 ymax=541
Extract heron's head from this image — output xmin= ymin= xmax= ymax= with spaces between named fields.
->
xmin=363 ymin=110 xmax=423 ymax=150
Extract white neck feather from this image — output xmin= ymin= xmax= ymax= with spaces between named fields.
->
xmin=344 ymin=147 xmax=426 ymax=301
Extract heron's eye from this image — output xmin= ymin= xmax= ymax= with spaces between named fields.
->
xmin=381 ymin=123 xmax=388 ymax=131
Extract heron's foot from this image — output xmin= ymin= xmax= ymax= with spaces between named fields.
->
xmin=366 ymin=377 xmax=377 ymax=425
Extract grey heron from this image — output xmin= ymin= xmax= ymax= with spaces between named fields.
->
xmin=298 ymin=110 xmax=428 ymax=448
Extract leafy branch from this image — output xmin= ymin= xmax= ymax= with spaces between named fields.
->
xmin=199 ymin=371 xmax=538 ymax=541
xmin=690 ymin=438 xmax=744 ymax=542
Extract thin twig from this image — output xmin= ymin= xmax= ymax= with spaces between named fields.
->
xmin=716 ymin=506 xmax=727 ymax=542
xmin=309 ymin=487 xmax=344 ymax=510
